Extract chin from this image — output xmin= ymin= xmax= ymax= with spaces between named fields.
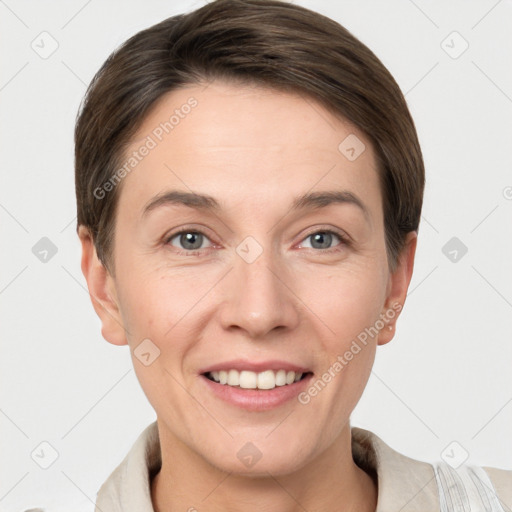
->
xmin=197 ymin=432 xmax=316 ymax=477
xmin=213 ymin=454 xmax=309 ymax=478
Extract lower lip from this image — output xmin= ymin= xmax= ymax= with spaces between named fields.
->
xmin=200 ymin=374 xmax=313 ymax=411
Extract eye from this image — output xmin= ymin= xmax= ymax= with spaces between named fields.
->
xmin=299 ymin=230 xmax=347 ymax=252
xmin=165 ymin=229 xmax=213 ymax=253
xmin=164 ymin=227 xmax=349 ymax=255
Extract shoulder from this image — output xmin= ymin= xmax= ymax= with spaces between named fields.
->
xmin=351 ymin=426 xmax=512 ymax=512
xmin=434 ymin=461 xmax=512 ymax=511
xmin=352 ymin=426 xmax=439 ymax=511
xmin=483 ymin=465 xmax=512 ymax=503
xmin=95 ymin=421 xmax=161 ymax=512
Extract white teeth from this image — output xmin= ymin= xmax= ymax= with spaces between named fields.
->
xmin=239 ymin=370 xmax=257 ymax=389
xmin=257 ymin=370 xmax=275 ymax=390
xmin=207 ymin=369 xmax=306 ymax=390
xmin=275 ymin=369 xmax=287 ymax=386
xmin=227 ymin=369 xmax=239 ymax=386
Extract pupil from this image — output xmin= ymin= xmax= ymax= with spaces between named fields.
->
xmin=312 ymin=232 xmax=331 ymax=249
xmin=182 ymin=232 xmax=202 ymax=250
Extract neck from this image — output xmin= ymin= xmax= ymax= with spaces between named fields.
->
xmin=151 ymin=421 xmax=378 ymax=512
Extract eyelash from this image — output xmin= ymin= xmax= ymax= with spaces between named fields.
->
xmin=164 ymin=227 xmax=350 ymax=256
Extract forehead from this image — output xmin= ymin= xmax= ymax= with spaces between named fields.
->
xmin=117 ymin=80 xmax=381 ymax=219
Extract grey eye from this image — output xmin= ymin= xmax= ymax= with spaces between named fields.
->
xmin=302 ymin=231 xmax=341 ymax=250
xmin=169 ymin=231 xmax=211 ymax=251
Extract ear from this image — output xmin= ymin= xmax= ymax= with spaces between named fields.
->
xmin=377 ymin=231 xmax=417 ymax=346
xmin=78 ymin=226 xmax=128 ymax=346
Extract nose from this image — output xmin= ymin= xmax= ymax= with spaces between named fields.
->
xmin=218 ymin=243 xmax=300 ymax=339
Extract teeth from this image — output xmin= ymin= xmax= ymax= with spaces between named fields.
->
xmin=257 ymin=370 xmax=275 ymax=390
xmin=227 ymin=369 xmax=239 ymax=386
xmin=275 ymin=369 xmax=287 ymax=386
xmin=207 ymin=369 xmax=305 ymax=390
xmin=239 ymin=370 xmax=257 ymax=389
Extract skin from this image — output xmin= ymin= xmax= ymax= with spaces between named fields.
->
xmin=79 ymin=80 xmax=417 ymax=512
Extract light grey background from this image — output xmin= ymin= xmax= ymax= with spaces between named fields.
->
xmin=1 ymin=0 xmax=511 ymax=510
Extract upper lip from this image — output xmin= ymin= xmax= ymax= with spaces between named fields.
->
xmin=200 ymin=359 xmax=312 ymax=374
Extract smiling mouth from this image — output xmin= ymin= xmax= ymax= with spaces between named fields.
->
xmin=203 ymin=369 xmax=312 ymax=390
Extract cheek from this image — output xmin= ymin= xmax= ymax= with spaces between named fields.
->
xmin=298 ymin=270 xmax=383 ymax=430
xmin=295 ymin=264 xmax=386 ymax=407
xmin=300 ymin=265 xmax=387 ymax=345
xmin=115 ymin=271 xmax=182 ymax=347
xmin=118 ymin=273 xmax=196 ymax=412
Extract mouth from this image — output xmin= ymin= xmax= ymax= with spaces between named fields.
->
xmin=199 ymin=360 xmax=314 ymax=410
xmin=203 ymin=369 xmax=313 ymax=390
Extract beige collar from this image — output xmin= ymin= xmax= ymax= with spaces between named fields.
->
xmin=95 ymin=421 xmax=440 ymax=512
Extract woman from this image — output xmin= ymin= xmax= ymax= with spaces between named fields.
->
xmin=74 ymin=0 xmax=511 ymax=510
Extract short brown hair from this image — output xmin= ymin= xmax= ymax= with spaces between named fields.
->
xmin=75 ymin=0 xmax=424 ymax=273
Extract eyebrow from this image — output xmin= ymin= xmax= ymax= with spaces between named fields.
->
xmin=142 ymin=189 xmax=369 ymax=220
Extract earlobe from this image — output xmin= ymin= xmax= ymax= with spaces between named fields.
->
xmin=78 ymin=226 xmax=128 ymax=346
xmin=377 ymin=231 xmax=417 ymax=346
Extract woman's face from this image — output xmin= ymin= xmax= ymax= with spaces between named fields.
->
xmin=94 ymin=80 xmax=413 ymax=475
